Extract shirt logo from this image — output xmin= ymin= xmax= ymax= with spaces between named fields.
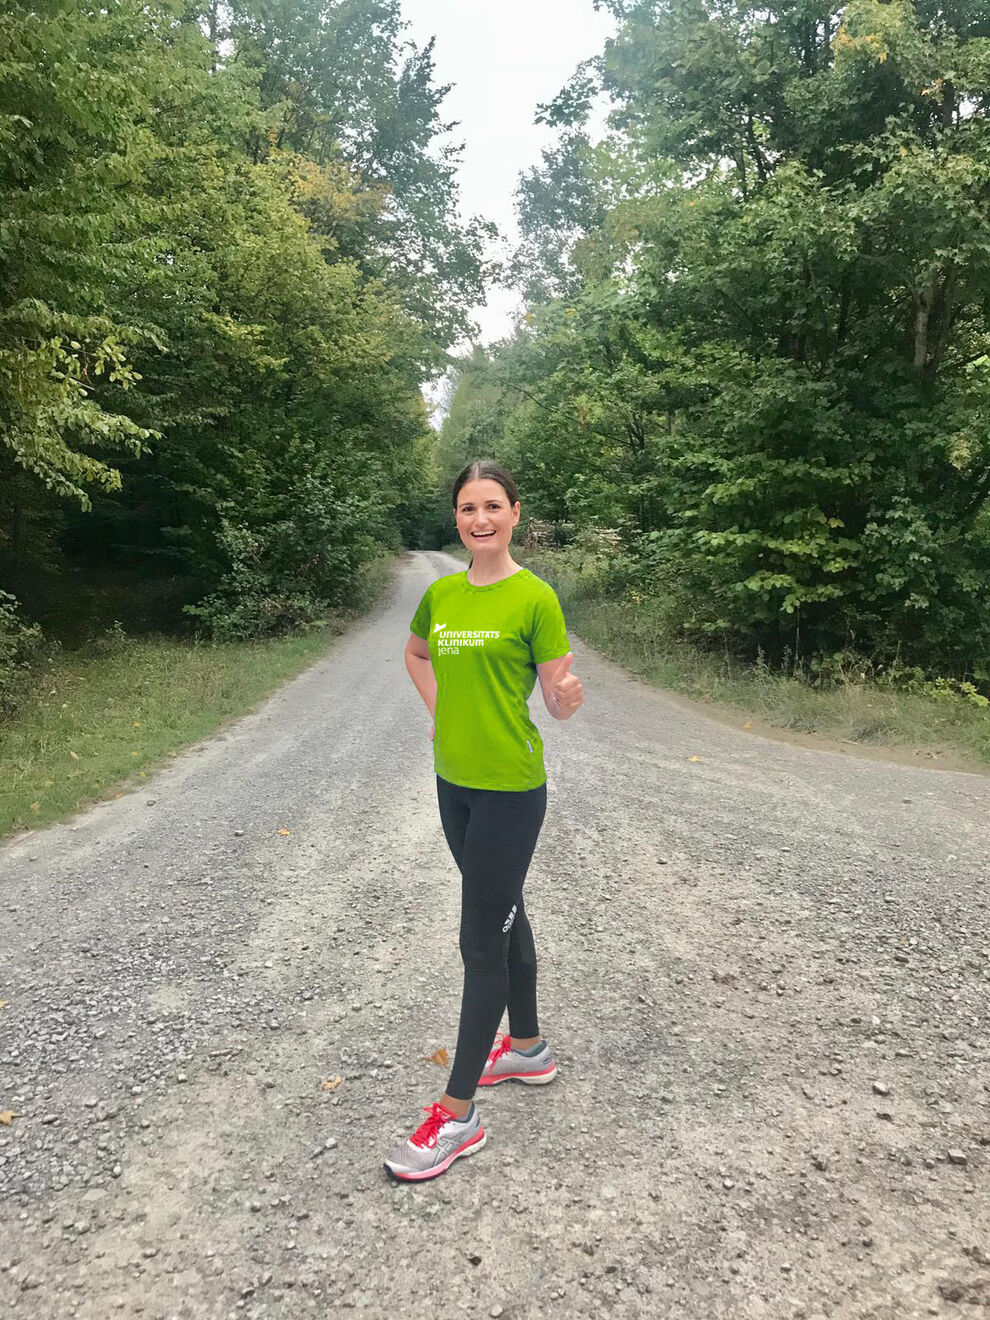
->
xmin=436 ymin=628 xmax=501 ymax=655
xmin=433 ymin=622 xmax=447 ymax=633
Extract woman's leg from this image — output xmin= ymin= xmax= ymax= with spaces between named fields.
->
xmin=442 ymin=781 xmax=547 ymax=1101
xmin=506 ymin=895 xmax=539 ymax=1041
xmin=436 ymin=774 xmax=470 ymax=873
xmin=436 ymin=778 xmax=541 ymax=1038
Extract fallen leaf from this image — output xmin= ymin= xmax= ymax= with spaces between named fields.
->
xmin=277 ymin=828 xmax=290 ymax=836
xmin=0 ymin=1001 xmax=7 ymax=1010
xmin=0 ymin=1111 xmax=19 ymax=1126
xmin=30 ymin=802 xmax=40 ymax=813
xmin=133 ymin=721 xmax=141 ymax=728
xmin=424 ymin=1047 xmax=449 ymax=1067
xmin=742 ymin=721 xmax=752 ymax=729
xmin=69 ymin=749 xmax=80 ymax=760
xmin=689 ymin=756 xmax=703 ymax=763
xmin=321 ymin=1075 xmax=342 ymax=1091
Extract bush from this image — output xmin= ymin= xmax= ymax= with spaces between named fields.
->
xmin=88 ymin=619 xmax=130 ymax=658
xmin=185 ymin=582 xmax=333 ymax=642
xmin=0 ymin=590 xmax=53 ymax=718
xmin=183 ymin=521 xmax=335 ymax=641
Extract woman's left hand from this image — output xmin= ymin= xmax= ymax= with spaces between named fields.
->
xmin=548 ymin=652 xmax=583 ymax=718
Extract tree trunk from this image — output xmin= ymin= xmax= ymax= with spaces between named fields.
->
xmin=941 ymin=79 xmax=956 ymax=129
xmin=746 ymin=114 xmax=768 ymax=184
xmin=913 ymin=281 xmax=934 ymax=374
xmin=929 ymin=265 xmax=958 ymax=379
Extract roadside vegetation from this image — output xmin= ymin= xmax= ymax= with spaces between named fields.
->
xmin=444 ymin=539 xmax=990 ymax=771
xmin=1 ymin=1 xmax=481 ymax=708
xmin=433 ymin=0 xmax=990 ymax=771
xmin=0 ymin=556 xmax=395 ymax=838
xmin=5 ymin=0 xmax=990 ymax=829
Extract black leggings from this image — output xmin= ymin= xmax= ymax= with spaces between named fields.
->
xmin=436 ymin=774 xmax=548 ymax=1100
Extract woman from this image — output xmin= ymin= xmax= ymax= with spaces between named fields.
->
xmin=383 ymin=460 xmax=584 ymax=1182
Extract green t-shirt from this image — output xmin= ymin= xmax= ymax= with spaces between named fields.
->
xmin=410 ymin=567 xmax=571 ymax=792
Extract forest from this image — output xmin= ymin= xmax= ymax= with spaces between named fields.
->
xmin=1 ymin=0 xmax=487 ymax=670
xmin=3 ymin=0 xmax=990 ymax=714
xmin=440 ymin=0 xmax=990 ymax=686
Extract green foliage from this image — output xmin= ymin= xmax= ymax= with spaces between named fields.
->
xmin=0 ymin=589 xmax=51 ymax=718
xmin=485 ymin=0 xmax=990 ymax=680
xmin=0 ymin=0 xmax=164 ymax=506
xmin=183 ymin=520 xmax=333 ymax=640
xmin=435 ymin=347 xmax=514 ymax=482
xmin=227 ymin=0 xmax=493 ymax=364
xmin=1 ymin=0 xmax=485 ymax=648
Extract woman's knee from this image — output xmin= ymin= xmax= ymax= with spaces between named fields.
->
xmin=458 ymin=935 xmax=509 ymax=972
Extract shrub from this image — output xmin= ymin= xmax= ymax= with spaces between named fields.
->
xmin=0 ymin=590 xmax=52 ymax=718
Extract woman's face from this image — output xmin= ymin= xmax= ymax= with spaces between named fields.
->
xmin=455 ymin=479 xmax=520 ymax=557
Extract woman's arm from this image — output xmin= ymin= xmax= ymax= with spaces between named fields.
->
xmin=405 ymin=632 xmax=437 ymax=721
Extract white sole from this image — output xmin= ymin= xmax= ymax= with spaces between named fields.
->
xmin=479 ymin=1063 xmax=558 ymax=1086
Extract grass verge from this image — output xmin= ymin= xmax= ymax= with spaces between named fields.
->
xmin=441 ymin=541 xmax=990 ymax=772
xmin=0 ymin=554 xmax=397 ymax=839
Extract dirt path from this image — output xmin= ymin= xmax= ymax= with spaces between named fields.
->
xmin=1 ymin=551 xmax=987 ymax=1319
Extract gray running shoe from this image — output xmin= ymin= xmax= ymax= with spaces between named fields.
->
xmin=383 ymin=1102 xmax=486 ymax=1182
xmin=477 ymin=1031 xmax=558 ymax=1087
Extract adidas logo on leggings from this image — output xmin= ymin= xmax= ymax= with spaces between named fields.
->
xmin=502 ymin=904 xmax=517 ymax=933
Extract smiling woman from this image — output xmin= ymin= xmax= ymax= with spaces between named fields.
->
xmin=455 ymin=470 xmax=520 ymax=574
xmin=383 ymin=458 xmax=585 ymax=1182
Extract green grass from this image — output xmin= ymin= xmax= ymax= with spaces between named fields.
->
xmin=0 ymin=554 xmax=396 ymax=838
xmin=562 ymin=592 xmax=990 ymax=765
xmin=441 ymin=540 xmax=990 ymax=770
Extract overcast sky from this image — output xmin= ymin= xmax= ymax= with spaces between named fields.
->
xmin=398 ymin=0 xmax=615 ymax=348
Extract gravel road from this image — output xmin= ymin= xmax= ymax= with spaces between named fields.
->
xmin=1 ymin=550 xmax=988 ymax=1320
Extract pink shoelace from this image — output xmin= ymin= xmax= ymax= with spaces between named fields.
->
xmin=410 ymin=1102 xmax=460 ymax=1149
xmin=487 ymin=1031 xmax=513 ymax=1065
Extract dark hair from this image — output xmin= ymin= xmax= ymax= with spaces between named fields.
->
xmin=451 ymin=460 xmax=520 ymax=512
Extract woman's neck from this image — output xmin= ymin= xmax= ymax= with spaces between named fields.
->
xmin=467 ymin=553 xmax=520 ymax=586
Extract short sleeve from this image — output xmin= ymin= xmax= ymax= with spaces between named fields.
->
xmin=410 ymin=584 xmax=432 ymax=640
xmin=529 ymin=589 xmax=570 ymax=664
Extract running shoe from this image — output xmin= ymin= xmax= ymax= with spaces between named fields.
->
xmin=382 ymin=1102 xmax=486 ymax=1182
xmin=477 ymin=1032 xmax=558 ymax=1087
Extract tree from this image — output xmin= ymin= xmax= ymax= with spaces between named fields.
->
xmin=1 ymin=0 xmax=484 ymax=640
xmin=227 ymin=0 xmax=493 ymax=363
xmin=0 ymin=0 xmax=166 ymax=510
xmin=485 ymin=0 xmax=990 ymax=673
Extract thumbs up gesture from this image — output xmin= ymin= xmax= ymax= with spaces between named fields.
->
xmin=547 ymin=651 xmax=583 ymax=719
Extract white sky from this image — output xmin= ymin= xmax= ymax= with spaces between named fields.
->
xmin=398 ymin=0 xmax=616 ymax=348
